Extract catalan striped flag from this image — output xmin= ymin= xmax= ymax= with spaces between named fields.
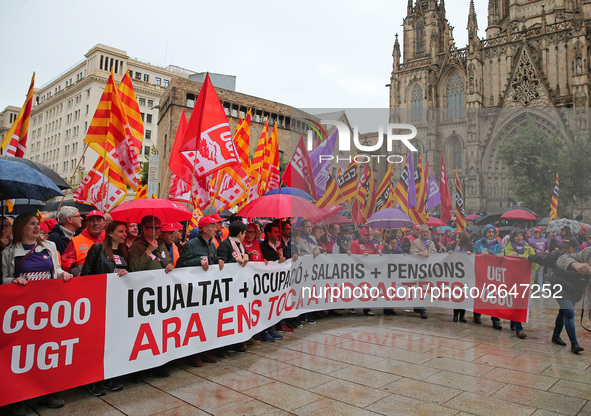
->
xmin=375 ymin=163 xmax=394 ymax=212
xmin=117 ymin=73 xmax=144 ymax=153
xmin=1 ymin=73 xmax=35 ymax=157
xmin=549 ymin=173 xmax=559 ymax=223
xmin=134 ymin=183 xmax=148 ymax=200
xmin=361 ymin=163 xmax=376 ymax=222
xmin=409 ymin=157 xmax=429 ymax=224
xmin=84 ymin=71 xmax=140 ymax=189
xmin=234 ymin=110 xmax=251 ymax=171
xmin=263 ymin=122 xmax=281 ymax=194
xmin=337 ymin=161 xmax=358 ymax=202
xmin=454 ymin=168 xmax=467 ymax=231
xmin=316 ymin=173 xmax=344 ymax=209
xmin=393 ymin=150 xmax=417 ymax=215
xmin=248 ymin=118 xmax=269 ymax=201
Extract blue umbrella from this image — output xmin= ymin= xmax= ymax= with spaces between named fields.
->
xmin=0 ymin=158 xmax=64 ymax=201
xmin=264 ymin=187 xmax=315 ymax=201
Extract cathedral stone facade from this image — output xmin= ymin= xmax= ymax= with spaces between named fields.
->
xmin=389 ymin=0 xmax=591 ymax=212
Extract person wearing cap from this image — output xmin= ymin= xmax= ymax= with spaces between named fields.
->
xmin=432 ymin=230 xmax=447 ymax=253
xmin=579 ymin=233 xmax=591 ymax=251
xmin=176 ymin=216 xmax=224 ymax=271
xmin=48 ymin=206 xmax=82 ymax=254
xmin=576 ymin=225 xmax=588 ymax=248
xmin=349 ymin=227 xmax=379 ymax=316
xmin=159 ymin=223 xmax=181 ymax=267
xmin=529 ymin=227 xmax=549 ymax=286
xmin=128 ymin=215 xmax=174 ymax=274
xmin=401 ymin=224 xmax=420 ymax=254
xmin=211 ymin=214 xmax=228 ymax=249
xmin=502 ymin=228 xmax=538 ymax=339
xmin=62 ymin=210 xmax=106 ymax=276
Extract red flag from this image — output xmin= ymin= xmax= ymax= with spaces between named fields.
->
xmin=281 ymin=135 xmax=317 ymax=198
xmin=439 ymin=155 xmax=452 ymax=225
xmin=455 ymin=169 xmax=467 ymax=231
xmin=73 ymin=157 xmax=127 ymax=212
xmin=169 ymin=73 xmax=239 ymax=182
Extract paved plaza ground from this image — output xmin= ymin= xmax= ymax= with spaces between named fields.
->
xmin=4 ymin=301 xmax=591 ymax=416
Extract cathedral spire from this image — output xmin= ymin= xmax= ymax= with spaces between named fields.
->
xmin=393 ymin=34 xmax=401 ymax=69
xmin=541 ymin=5 xmax=547 ymax=32
xmin=468 ymin=0 xmax=478 ymax=41
xmin=408 ymin=0 xmax=413 ymax=14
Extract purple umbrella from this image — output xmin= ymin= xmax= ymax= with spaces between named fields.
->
xmin=366 ymin=208 xmax=413 ymax=229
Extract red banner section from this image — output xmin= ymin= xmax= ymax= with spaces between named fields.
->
xmin=0 ymin=276 xmax=107 ymax=406
xmin=473 ymin=255 xmax=531 ymax=323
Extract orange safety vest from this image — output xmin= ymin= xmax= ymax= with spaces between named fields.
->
xmin=71 ymin=233 xmax=96 ymax=266
xmin=172 ymin=244 xmax=179 ymax=266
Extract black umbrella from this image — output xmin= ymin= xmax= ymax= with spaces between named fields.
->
xmin=43 ymin=199 xmax=98 ymax=214
xmin=0 ymin=156 xmax=70 ymax=190
xmin=8 ymin=199 xmax=45 ymax=215
xmin=475 ymin=212 xmax=501 ymax=225
xmin=0 ymin=158 xmax=64 ymax=201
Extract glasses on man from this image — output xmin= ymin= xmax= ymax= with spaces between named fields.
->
xmin=246 ymin=231 xmax=256 ymax=234
xmin=146 ymin=225 xmax=162 ymax=230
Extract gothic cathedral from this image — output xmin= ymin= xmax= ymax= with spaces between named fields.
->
xmin=389 ymin=0 xmax=590 ymax=211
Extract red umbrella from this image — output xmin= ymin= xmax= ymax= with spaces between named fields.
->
xmin=110 ymin=199 xmax=192 ymax=223
xmin=237 ymin=194 xmax=323 ymax=218
xmin=316 ymin=214 xmax=352 ymax=226
xmin=309 ymin=204 xmax=342 ymax=223
xmin=426 ymin=216 xmax=444 ymax=227
xmin=500 ymin=208 xmax=537 ymax=221
xmin=466 ymin=214 xmax=480 ymax=220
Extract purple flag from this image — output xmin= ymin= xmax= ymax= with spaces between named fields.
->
xmin=310 ymin=130 xmax=338 ymax=197
xmin=407 ymin=150 xmax=417 ymax=209
xmin=427 ymin=174 xmax=441 ymax=211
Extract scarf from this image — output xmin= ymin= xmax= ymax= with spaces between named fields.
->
xmin=229 ymin=236 xmax=245 ymax=260
xmin=420 ymin=238 xmax=431 ymax=248
xmin=512 ymin=242 xmax=526 ymax=254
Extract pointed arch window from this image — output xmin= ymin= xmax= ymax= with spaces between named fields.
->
xmin=411 ymin=84 xmax=423 ymax=122
xmin=446 ymin=73 xmax=465 ymax=119
xmin=451 ymin=138 xmax=462 ymax=170
xmin=416 ymin=20 xmax=424 ymax=57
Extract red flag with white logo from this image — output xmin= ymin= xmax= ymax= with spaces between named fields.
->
xmin=281 ymin=135 xmax=317 ymax=198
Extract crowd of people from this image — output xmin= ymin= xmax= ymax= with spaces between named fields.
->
xmin=1 ymin=207 xmax=591 ymax=415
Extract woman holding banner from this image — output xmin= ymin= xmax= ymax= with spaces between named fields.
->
xmin=503 ymin=228 xmax=538 ymax=339
xmin=80 ymin=220 xmax=127 ymax=396
xmin=2 ymin=213 xmax=73 ymax=411
xmin=473 ymin=224 xmax=504 ymax=328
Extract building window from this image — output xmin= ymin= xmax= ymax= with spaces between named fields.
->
xmin=155 ymin=77 xmax=161 ymax=85
xmin=446 ymin=73 xmax=465 ymax=119
xmin=411 ymin=84 xmax=423 ymax=122
xmin=144 ymin=74 xmax=149 ymax=82
xmin=146 ymin=114 xmax=152 ymax=123
xmin=128 ymin=70 xmax=133 ymax=78
xmin=186 ymin=94 xmax=195 ymax=108
xmin=452 ymin=139 xmax=462 ymax=169
xmin=139 ymin=98 xmax=146 ymax=106
xmin=140 ymin=112 xmax=145 ymax=121
xmin=163 ymin=79 xmax=169 ymax=87
xmin=135 ymin=72 xmax=142 ymax=80
xmin=416 ymin=19 xmax=424 ymax=57
xmin=147 ymin=99 xmax=153 ymax=108
xmin=145 ymin=130 xmax=151 ymax=140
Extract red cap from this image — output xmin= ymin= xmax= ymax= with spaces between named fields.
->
xmin=161 ymin=222 xmax=182 ymax=232
xmin=199 ymin=216 xmax=218 ymax=228
xmin=435 ymin=230 xmax=443 ymax=234
xmin=211 ymin=214 xmax=224 ymax=222
xmin=359 ymin=227 xmax=371 ymax=235
xmin=534 ymin=226 xmax=543 ymax=233
xmin=86 ymin=210 xmax=105 ymax=219
xmin=413 ymin=224 xmax=420 ymax=230
xmin=581 ymin=225 xmax=588 ymax=231
xmin=40 ymin=218 xmax=58 ymax=234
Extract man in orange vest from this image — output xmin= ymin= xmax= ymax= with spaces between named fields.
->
xmin=62 ymin=210 xmax=105 ymax=275
xmin=211 ymin=214 xmax=228 ymax=249
xmin=160 ymin=223 xmax=181 ymax=266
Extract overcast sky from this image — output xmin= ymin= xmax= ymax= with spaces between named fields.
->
xmin=1 ymin=0 xmax=487 ymax=112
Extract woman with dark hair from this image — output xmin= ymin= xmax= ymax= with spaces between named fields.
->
xmin=448 ymin=231 xmax=473 ymax=323
xmin=1 ymin=213 xmax=72 ymax=411
xmin=82 ymin=221 xmax=129 ymax=277
xmin=503 ymin=228 xmax=538 ymax=339
xmin=80 ymin=221 xmax=128 ymax=396
xmin=217 ymin=221 xmax=248 ymax=266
